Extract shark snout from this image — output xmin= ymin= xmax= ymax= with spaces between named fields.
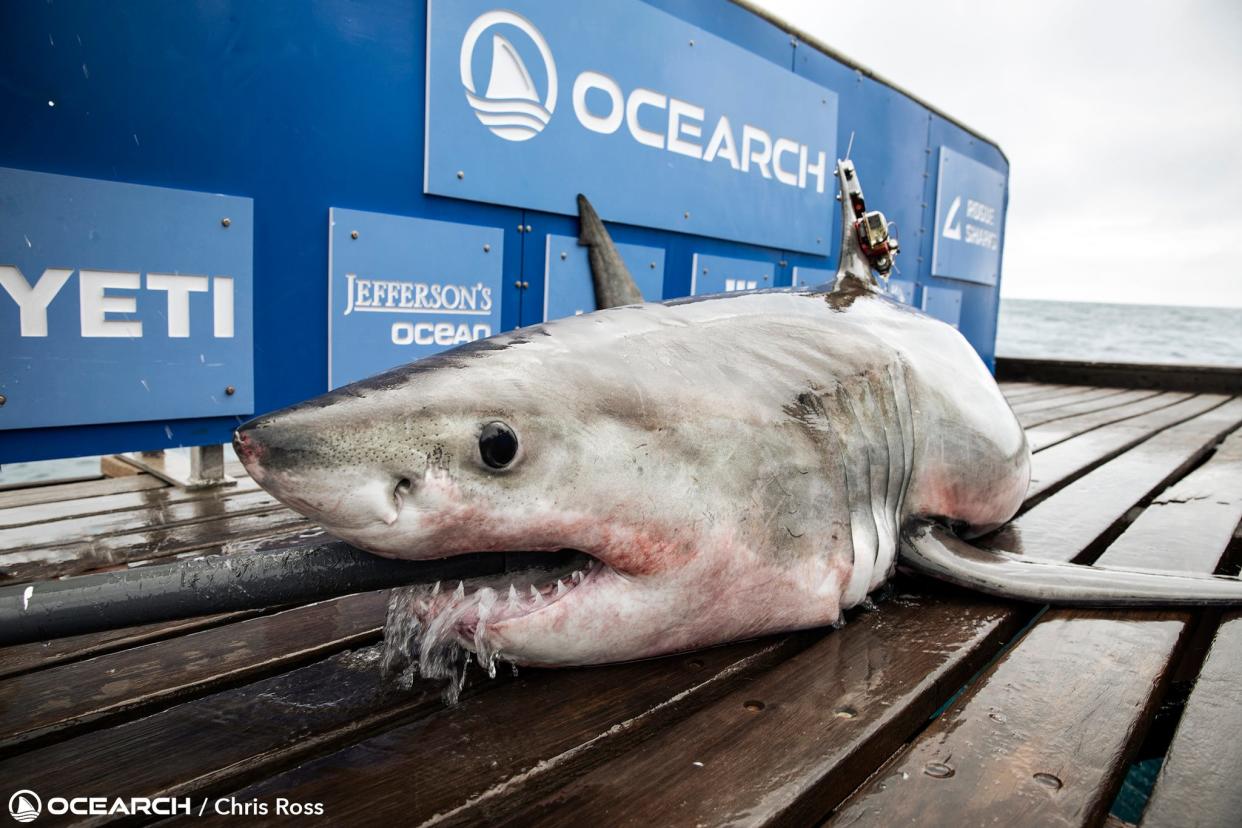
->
xmin=232 ymin=415 xmax=409 ymax=532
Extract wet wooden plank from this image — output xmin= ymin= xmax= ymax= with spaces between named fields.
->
xmin=197 ymin=631 xmax=818 ymax=827
xmin=1024 ymin=394 xmax=1230 ymax=504
xmin=1006 ymin=396 xmax=1242 ymax=555
xmin=0 ymin=645 xmax=452 ymax=807
xmin=0 ymin=474 xmax=167 ymax=510
xmin=0 ymin=510 xmax=310 ymax=583
xmin=1010 ymin=385 xmax=1117 ymax=413
xmin=1097 ymin=427 xmax=1242 ymax=572
xmin=830 ymin=426 xmax=1242 ymax=827
xmin=0 ymin=610 xmax=262 ymax=680
xmin=827 ymin=609 xmax=1190 ymax=828
xmin=496 ymin=589 xmax=1028 ymax=828
xmin=0 ymin=590 xmax=388 ymax=751
xmin=1141 ymin=611 xmax=1242 ymax=828
xmin=1001 ymin=382 xmax=1075 ymax=401
xmin=0 ymin=488 xmax=280 ymax=551
xmin=1016 ymin=388 xmax=1162 ymax=430
xmin=1027 ymin=391 xmax=1193 ymax=452
xmin=0 ymin=476 xmax=262 ymax=530
xmin=1001 ymin=383 xmax=1082 ymax=403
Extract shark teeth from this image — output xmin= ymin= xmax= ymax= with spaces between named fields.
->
xmin=555 ymin=579 xmax=567 ymax=597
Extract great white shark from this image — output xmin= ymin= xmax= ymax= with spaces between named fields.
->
xmin=234 ymin=162 xmax=1242 ymax=681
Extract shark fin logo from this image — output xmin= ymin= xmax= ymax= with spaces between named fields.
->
xmin=460 ymin=11 xmax=558 ymax=142
xmin=942 ymin=195 xmax=963 ymax=240
xmin=9 ymin=790 xmax=41 ymax=823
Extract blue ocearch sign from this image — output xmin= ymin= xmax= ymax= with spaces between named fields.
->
xmin=328 ymin=208 xmax=503 ymax=389
xmin=0 ymin=167 xmax=253 ymax=431
xmin=932 ymin=146 xmax=1006 ymax=286
xmin=426 ymin=1 xmax=839 ymax=255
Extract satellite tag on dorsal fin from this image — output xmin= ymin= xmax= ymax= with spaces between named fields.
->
xmin=577 ymin=194 xmax=644 ymax=309
xmin=832 ymin=160 xmax=900 ymax=292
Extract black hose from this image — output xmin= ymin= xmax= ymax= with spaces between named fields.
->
xmin=0 ymin=541 xmax=502 ymax=647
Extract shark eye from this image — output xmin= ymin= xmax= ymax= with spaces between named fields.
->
xmin=479 ymin=421 xmax=519 ymax=469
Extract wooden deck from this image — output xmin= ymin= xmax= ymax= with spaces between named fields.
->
xmin=1 ymin=378 xmax=1240 ymax=826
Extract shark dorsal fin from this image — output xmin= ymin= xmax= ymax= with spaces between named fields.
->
xmin=577 ymin=194 xmax=644 ymax=309
xmin=832 ymin=160 xmax=898 ymax=293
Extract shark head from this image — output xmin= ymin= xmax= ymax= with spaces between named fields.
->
xmin=235 ymin=310 xmax=845 ymax=669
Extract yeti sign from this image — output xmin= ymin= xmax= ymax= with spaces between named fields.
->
xmin=425 ymin=0 xmax=839 ymax=255
xmin=0 ymin=167 xmax=253 ymax=431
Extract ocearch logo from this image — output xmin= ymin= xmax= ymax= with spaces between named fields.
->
xmin=457 ymin=9 xmax=828 ymax=194
xmin=9 ymin=790 xmax=40 ymax=823
xmin=459 ymin=10 xmax=557 ymax=142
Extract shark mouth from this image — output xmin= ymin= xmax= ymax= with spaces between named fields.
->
xmin=381 ymin=549 xmax=606 ymax=702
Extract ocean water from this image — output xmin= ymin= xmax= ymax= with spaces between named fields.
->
xmin=997 ymin=298 xmax=1242 ymax=367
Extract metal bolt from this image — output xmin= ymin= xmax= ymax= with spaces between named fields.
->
xmin=778 ymin=260 xmax=788 ymax=268
xmin=689 ymin=39 xmax=695 ymax=46
xmin=790 ymin=38 xmax=797 ymax=46
xmin=225 ymin=385 xmax=236 ymax=396
xmin=517 ymin=225 xmax=524 ymax=233
xmin=1033 ymin=773 xmax=1063 ymax=790
xmin=649 ymin=262 xmax=656 ymax=269
xmin=0 ymin=394 xmax=6 ymax=406
xmin=560 ymin=251 xmax=567 ymax=260
xmin=456 ymin=170 xmax=464 ymax=179
xmin=524 ymin=224 xmax=532 ymax=232
xmin=483 ymin=243 xmax=491 ymax=253
xmin=924 ymin=762 xmax=955 ymax=779
xmin=762 ymin=275 xmax=769 ymax=281
xmin=351 ymin=230 xmax=359 ymax=240
xmin=221 ymin=217 xmax=231 ymax=228
xmin=683 ymin=211 xmax=690 ymax=219
xmin=742 ymin=700 xmax=765 ymax=712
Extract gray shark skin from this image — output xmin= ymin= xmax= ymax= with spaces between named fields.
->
xmin=237 ymin=284 xmax=1028 ymax=666
xmin=234 ymin=164 xmax=1242 ymax=669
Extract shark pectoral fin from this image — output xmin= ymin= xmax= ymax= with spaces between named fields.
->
xmin=577 ymin=194 xmax=645 ymax=309
xmin=899 ymin=519 xmax=1242 ymax=607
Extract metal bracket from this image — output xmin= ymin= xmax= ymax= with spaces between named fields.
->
xmin=114 ymin=445 xmax=237 ymax=490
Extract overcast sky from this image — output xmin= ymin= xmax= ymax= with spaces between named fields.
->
xmin=751 ymin=0 xmax=1242 ymax=307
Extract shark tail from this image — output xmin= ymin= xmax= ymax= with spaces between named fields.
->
xmin=900 ymin=520 xmax=1242 ymax=607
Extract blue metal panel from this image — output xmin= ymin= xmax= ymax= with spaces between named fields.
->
xmin=426 ymin=0 xmax=838 ymax=254
xmin=690 ymin=253 xmax=775 ymax=295
xmin=791 ymin=266 xmax=832 ymax=287
xmin=542 ymin=234 xmax=665 ymax=321
xmin=931 ymin=146 xmax=1005 ymax=285
xmin=0 ymin=167 xmax=253 ymax=431
xmin=0 ymin=0 xmax=1009 ymax=461
xmin=922 ymin=285 xmax=963 ymax=329
xmin=924 ymin=116 xmax=1010 ymax=370
xmin=328 ymin=209 xmax=503 ymax=389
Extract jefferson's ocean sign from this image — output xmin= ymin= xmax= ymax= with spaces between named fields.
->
xmin=932 ymin=146 xmax=1006 ymax=286
xmin=328 ymin=208 xmax=503 ymax=389
xmin=426 ymin=1 xmax=839 ymax=255
xmin=0 ymin=167 xmax=253 ymax=431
